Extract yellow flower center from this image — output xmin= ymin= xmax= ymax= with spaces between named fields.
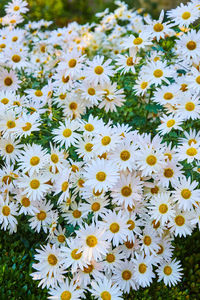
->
xmin=185 ymin=102 xmax=195 ymax=111
xmin=37 ymin=210 xmax=46 ymax=220
xmin=96 ymin=171 xmax=106 ymax=182
xmin=72 ymin=209 xmax=82 ymax=218
xmin=47 ymin=254 xmax=58 ymax=266
xmin=175 ymin=215 xmax=185 ymax=226
xmin=94 ymin=66 xmax=104 ymax=75
xmin=125 ymin=240 xmax=134 ymax=249
xmin=91 ymin=202 xmax=100 ymax=211
xmin=127 ymin=220 xmax=135 ymax=230
xmin=68 ymin=58 xmax=77 ymax=68
xmin=186 ymin=147 xmax=197 ymax=156
xmin=101 ymin=291 xmax=111 ymax=300
xmin=2 ymin=206 xmax=10 ymax=216
xmin=106 ymin=253 xmax=115 ymax=263
xmin=69 ymin=102 xmax=77 ymax=110
xmin=151 ymin=186 xmax=159 ymax=194
xmin=166 ymin=119 xmax=175 ymax=128
xmin=146 ymin=155 xmax=157 ymax=166
xmin=71 ymin=249 xmax=82 ymax=260
xmin=1 ymin=98 xmax=9 ymax=104
xmin=12 ymin=54 xmax=21 ymax=63
xmin=182 ymin=11 xmax=191 ymax=20
xmin=30 ymin=156 xmax=40 ymax=166
xmin=152 ymin=220 xmax=160 ymax=229
xmin=83 ymin=264 xmax=94 ymax=273
xmin=12 ymin=36 xmax=18 ymax=42
xmin=84 ymin=123 xmax=94 ymax=132
xmin=63 ymin=128 xmax=72 ymax=137
xmin=164 ymin=92 xmax=173 ymax=100
xmin=121 ymin=186 xmax=132 ymax=197
xmin=22 ymin=122 xmax=32 ymax=131
xmin=21 ymin=197 xmax=30 ymax=207
xmin=164 ymin=265 xmax=172 ymax=275
xmin=196 ymin=75 xmax=200 ymax=84
xmin=7 ymin=120 xmax=16 ymax=129
xmin=126 ymin=57 xmax=133 ymax=66
xmin=186 ymin=41 xmax=196 ymax=50
xmin=153 ymin=23 xmax=164 ymax=32
xmin=153 ymin=69 xmax=163 ymax=78
xmin=133 ymin=37 xmax=143 ymax=45
xmin=30 ymin=179 xmax=40 ymax=189
xmin=93 ymin=189 xmax=103 ymax=196
xmin=164 ymin=153 xmax=172 ymax=161
xmin=101 ymin=136 xmax=111 ymax=146
xmin=120 ymin=150 xmax=130 ymax=161
xmin=51 ymin=154 xmax=59 ymax=163
xmin=5 ymin=144 xmax=14 ymax=153
xmin=13 ymin=5 xmax=20 ymax=11
xmin=4 ymin=77 xmax=13 ymax=86
xmin=86 ymin=235 xmax=98 ymax=247
xmin=62 ymin=75 xmax=70 ymax=83
xmin=122 ymin=270 xmax=132 ymax=280
xmin=157 ymin=244 xmax=164 ymax=255
xmin=159 ymin=203 xmax=168 ymax=214
xmin=62 ymin=181 xmax=69 ymax=192
xmin=164 ymin=168 xmax=174 ymax=178
xmin=85 ymin=143 xmax=93 ymax=152
xmin=181 ymin=189 xmax=191 ymax=199
xmin=59 ymin=93 xmax=66 ymax=100
xmin=35 ymin=90 xmax=43 ymax=97
xmin=110 ymin=222 xmax=120 ymax=233
xmin=140 ymin=81 xmax=148 ymax=89
xmin=61 ymin=291 xmax=71 ymax=300
xmin=57 ymin=234 xmax=65 ymax=243
xmin=139 ymin=263 xmax=147 ymax=274
xmin=88 ymin=87 xmax=96 ymax=95
xmin=143 ymin=235 xmax=152 ymax=246
xmin=188 ymin=138 xmax=196 ymax=146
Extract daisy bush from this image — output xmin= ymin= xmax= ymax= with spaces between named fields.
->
xmin=0 ymin=0 xmax=200 ymax=299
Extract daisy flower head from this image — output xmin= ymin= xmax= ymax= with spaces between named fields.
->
xmin=0 ymin=194 xmax=18 ymax=233
xmin=168 ymin=207 xmax=194 ymax=237
xmin=76 ymin=222 xmax=110 ymax=262
xmin=103 ymin=210 xmax=129 ymax=247
xmin=176 ymin=141 xmax=200 ymax=163
xmin=173 ymin=177 xmax=200 ymax=211
xmin=86 ymin=55 xmax=114 ymax=86
xmin=62 ymin=201 xmax=84 ymax=227
xmin=84 ymin=158 xmax=119 ymax=193
xmin=144 ymin=10 xmax=174 ymax=42
xmin=48 ymin=279 xmax=83 ymax=300
xmin=29 ymin=200 xmax=54 ymax=233
xmin=176 ymin=29 xmax=200 ymax=64
xmin=90 ymin=277 xmax=123 ymax=300
xmin=176 ymin=93 xmax=200 ymax=120
xmin=156 ymin=259 xmax=183 ymax=287
xmin=17 ymin=143 xmax=49 ymax=176
xmin=0 ymin=136 xmax=22 ymax=164
xmin=140 ymin=227 xmax=160 ymax=256
xmin=133 ymin=253 xmax=155 ymax=288
xmin=61 ymin=237 xmax=88 ymax=273
xmin=123 ymin=32 xmax=152 ymax=50
xmin=31 ymin=243 xmax=66 ymax=289
xmin=17 ymin=172 xmax=50 ymax=201
xmin=113 ymin=260 xmax=138 ymax=293
xmin=149 ymin=192 xmax=175 ymax=226
xmin=52 ymin=119 xmax=80 ymax=149
xmin=115 ymin=48 xmax=141 ymax=75
xmin=5 ymin=0 xmax=29 ymax=15
xmin=140 ymin=60 xmax=174 ymax=86
xmin=157 ymin=114 xmax=183 ymax=136
xmin=111 ymin=173 xmax=143 ymax=209
xmin=0 ymin=69 xmax=21 ymax=91
xmin=136 ymin=144 xmax=166 ymax=177
xmin=167 ymin=2 xmax=199 ymax=28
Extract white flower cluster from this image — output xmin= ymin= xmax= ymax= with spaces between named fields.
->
xmin=0 ymin=0 xmax=200 ymax=299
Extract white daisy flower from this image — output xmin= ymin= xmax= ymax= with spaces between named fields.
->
xmin=156 ymin=259 xmax=183 ymax=287
xmin=90 ymin=277 xmax=123 ymax=300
